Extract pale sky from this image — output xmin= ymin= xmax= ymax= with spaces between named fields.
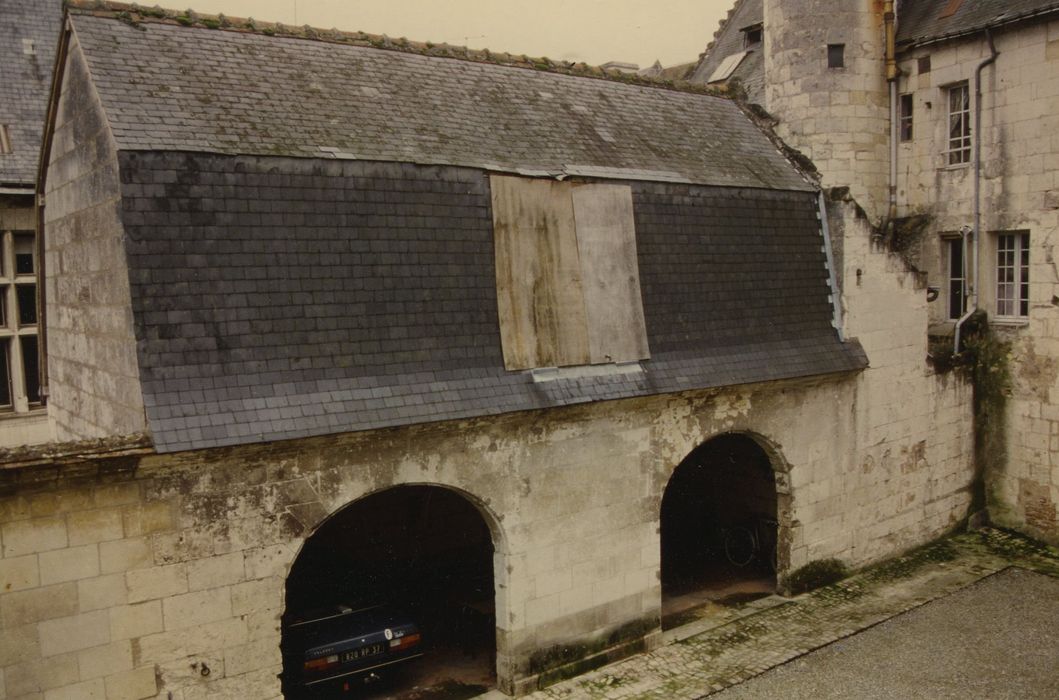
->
xmin=180 ymin=1 xmax=734 ymax=68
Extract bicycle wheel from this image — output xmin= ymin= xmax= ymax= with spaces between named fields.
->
xmin=724 ymin=526 xmax=756 ymax=567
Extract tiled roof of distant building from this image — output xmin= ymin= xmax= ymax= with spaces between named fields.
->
xmin=0 ymin=0 xmax=62 ymax=187
xmin=898 ymin=0 xmax=1059 ymax=47
xmin=688 ymin=0 xmax=765 ymax=105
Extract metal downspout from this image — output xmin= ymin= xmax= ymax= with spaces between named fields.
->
xmin=954 ymin=30 xmax=998 ymax=353
xmin=885 ymin=2 xmax=898 ymax=229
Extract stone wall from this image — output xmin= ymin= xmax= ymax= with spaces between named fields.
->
xmin=42 ymin=35 xmax=146 ymax=442
xmin=1 ymin=331 xmax=972 ymax=700
xmin=829 ymin=192 xmax=974 ymax=560
xmin=895 ymin=20 xmax=1059 ymax=543
xmin=763 ymin=0 xmax=892 ymax=224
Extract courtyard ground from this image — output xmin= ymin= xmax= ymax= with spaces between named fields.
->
xmin=480 ymin=528 xmax=1059 ymax=699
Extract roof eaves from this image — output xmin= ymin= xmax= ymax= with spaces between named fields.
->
xmin=898 ymin=4 xmax=1059 ymax=49
xmin=65 ymin=0 xmax=732 ymax=100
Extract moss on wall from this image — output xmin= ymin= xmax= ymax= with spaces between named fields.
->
xmin=942 ymin=313 xmax=1012 ymax=520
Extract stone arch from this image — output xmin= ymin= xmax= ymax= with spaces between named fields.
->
xmin=280 ymin=482 xmax=509 ymax=697
xmin=290 ymin=480 xmax=510 ymax=564
xmin=659 ymin=431 xmax=790 ymax=625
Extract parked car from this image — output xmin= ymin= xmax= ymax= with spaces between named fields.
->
xmin=283 ymin=603 xmax=423 ymax=695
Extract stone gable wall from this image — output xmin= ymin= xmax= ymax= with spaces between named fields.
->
xmin=42 ymin=35 xmax=146 ymax=442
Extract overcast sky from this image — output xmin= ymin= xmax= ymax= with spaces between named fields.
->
xmin=181 ymin=1 xmax=734 ymax=68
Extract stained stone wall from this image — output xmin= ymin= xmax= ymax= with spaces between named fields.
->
xmin=895 ymin=20 xmax=1059 ymax=543
xmin=1 ymin=330 xmax=973 ymax=700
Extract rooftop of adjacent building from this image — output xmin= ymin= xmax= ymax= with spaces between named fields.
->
xmin=0 ymin=0 xmax=63 ymax=188
xmin=689 ymin=0 xmax=1059 ymax=100
xmin=897 ymin=0 xmax=1059 ymax=47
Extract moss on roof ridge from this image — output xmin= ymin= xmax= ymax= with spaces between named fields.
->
xmin=65 ymin=0 xmax=730 ymax=98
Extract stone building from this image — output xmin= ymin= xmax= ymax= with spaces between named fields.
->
xmin=1 ymin=2 xmax=975 ymax=699
xmin=695 ymin=0 xmax=1059 ymax=545
xmin=0 ymin=0 xmax=61 ymax=447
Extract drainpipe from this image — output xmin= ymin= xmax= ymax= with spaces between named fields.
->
xmin=954 ymin=30 xmax=998 ymax=353
xmin=884 ymin=2 xmax=898 ymax=230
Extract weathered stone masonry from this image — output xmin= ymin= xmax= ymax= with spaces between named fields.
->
xmin=1 ymin=361 xmax=969 ymax=698
xmin=0 ymin=5 xmax=979 ymax=699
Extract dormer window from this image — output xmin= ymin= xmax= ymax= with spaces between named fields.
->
xmin=0 ymin=125 xmax=11 ymax=155
xmin=742 ymin=24 xmax=763 ymax=49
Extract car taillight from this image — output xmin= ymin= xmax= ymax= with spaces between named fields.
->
xmin=389 ymin=633 xmax=421 ymax=650
xmin=303 ymin=654 xmax=339 ymax=672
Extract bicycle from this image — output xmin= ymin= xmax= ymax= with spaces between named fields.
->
xmin=719 ymin=514 xmax=778 ymax=571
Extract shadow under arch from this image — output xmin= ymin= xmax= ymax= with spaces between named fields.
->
xmin=659 ymin=431 xmax=787 ymax=628
xmin=281 ymin=483 xmax=505 ymax=698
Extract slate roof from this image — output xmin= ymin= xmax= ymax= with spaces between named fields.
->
xmin=57 ymin=7 xmax=866 ymax=452
xmin=688 ymin=0 xmax=765 ymax=104
xmin=898 ymin=0 xmax=1059 ymax=46
xmin=68 ymin=10 xmax=810 ymax=192
xmin=0 ymin=0 xmax=62 ymax=187
xmin=118 ymin=154 xmax=866 ymax=453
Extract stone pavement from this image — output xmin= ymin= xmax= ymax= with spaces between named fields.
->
xmin=711 ymin=567 xmax=1059 ymax=699
xmin=503 ymin=529 xmax=1059 ymax=699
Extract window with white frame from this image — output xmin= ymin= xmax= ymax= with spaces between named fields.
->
xmin=947 ymin=82 xmax=971 ymax=165
xmin=996 ymin=232 xmax=1030 ymax=319
xmin=946 ymin=237 xmax=966 ymax=320
xmin=899 ymin=93 xmax=914 ymax=142
xmin=0 ymin=230 xmax=41 ymax=412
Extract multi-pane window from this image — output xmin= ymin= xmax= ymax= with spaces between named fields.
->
xmin=900 ymin=94 xmax=914 ymax=141
xmin=0 ymin=230 xmax=41 ymax=411
xmin=996 ymin=232 xmax=1030 ymax=318
xmin=947 ymin=82 xmax=971 ymax=165
xmin=947 ymin=238 xmax=966 ymax=320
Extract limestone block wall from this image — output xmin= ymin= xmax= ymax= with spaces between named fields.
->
xmin=42 ymin=34 xmax=146 ymax=441
xmin=763 ymin=0 xmax=891 ymax=223
xmin=829 ymin=193 xmax=975 ymax=561
xmin=895 ymin=20 xmax=1059 ymax=543
xmin=1 ymin=337 xmax=972 ymax=700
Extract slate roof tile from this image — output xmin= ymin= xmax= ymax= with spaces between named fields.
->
xmin=897 ymin=0 xmax=1059 ymax=46
xmin=68 ymin=11 xmax=809 ymax=192
xmin=115 ymin=153 xmax=865 ymax=452
xmin=0 ymin=0 xmax=62 ymax=186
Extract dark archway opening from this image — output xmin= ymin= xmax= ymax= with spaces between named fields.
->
xmin=282 ymin=486 xmax=496 ymax=699
xmin=660 ymin=434 xmax=778 ymax=629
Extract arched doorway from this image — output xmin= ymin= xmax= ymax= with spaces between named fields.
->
xmin=282 ymin=485 xmax=497 ymax=698
xmin=660 ymin=433 xmax=779 ymax=628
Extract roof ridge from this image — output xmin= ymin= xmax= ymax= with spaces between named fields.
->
xmin=65 ymin=0 xmax=731 ymax=99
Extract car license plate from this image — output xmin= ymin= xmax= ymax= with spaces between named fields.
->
xmin=342 ymin=643 xmax=384 ymax=663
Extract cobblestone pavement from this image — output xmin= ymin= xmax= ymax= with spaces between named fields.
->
xmin=511 ymin=529 xmax=1059 ymax=700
